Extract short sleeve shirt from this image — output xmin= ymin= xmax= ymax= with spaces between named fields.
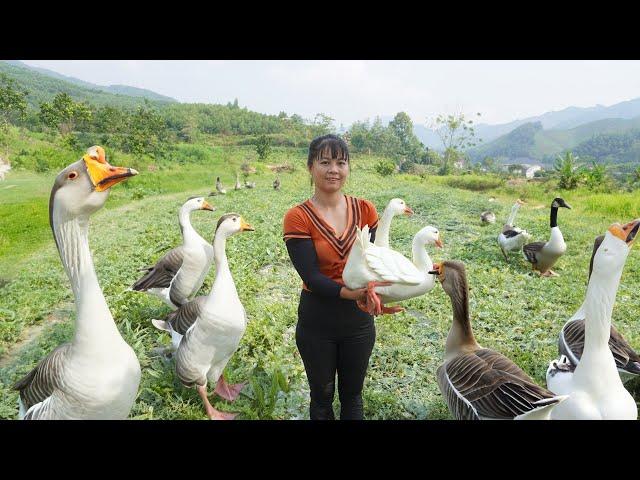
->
xmin=283 ymin=195 xmax=379 ymax=290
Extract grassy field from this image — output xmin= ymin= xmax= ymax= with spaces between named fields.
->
xmin=1 ymin=150 xmax=639 ymax=420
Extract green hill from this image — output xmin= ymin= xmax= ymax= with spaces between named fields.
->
xmin=0 ymin=61 xmax=174 ymax=108
xmin=469 ymin=117 xmax=640 ymax=164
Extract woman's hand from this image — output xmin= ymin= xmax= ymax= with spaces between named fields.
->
xmin=339 ymin=287 xmax=368 ymax=302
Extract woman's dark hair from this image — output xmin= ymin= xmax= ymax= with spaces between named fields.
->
xmin=307 ymin=134 xmax=350 ymax=168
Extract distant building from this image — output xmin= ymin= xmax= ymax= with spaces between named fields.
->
xmin=502 ymin=159 xmax=543 ymax=178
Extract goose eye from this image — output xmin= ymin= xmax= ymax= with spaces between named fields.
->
xmin=68 ymin=171 xmax=78 ymax=180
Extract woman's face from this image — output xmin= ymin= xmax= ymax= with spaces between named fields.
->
xmin=309 ymin=154 xmax=349 ymax=194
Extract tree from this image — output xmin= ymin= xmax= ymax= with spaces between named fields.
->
xmin=428 ymin=111 xmax=482 ymax=176
xmin=429 ymin=111 xmax=482 ymax=152
xmin=582 ymin=161 xmax=608 ymax=191
xmin=554 ymin=151 xmax=582 ymax=190
xmin=0 ymin=74 xmax=28 ymax=133
xmin=39 ymin=92 xmax=92 ymax=136
xmin=310 ymin=113 xmax=335 ymax=137
xmin=255 ymin=134 xmax=272 ymax=161
xmin=123 ymin=101 xmax=169 ymax=157
xmin=388 ymin=112 xmax=424 ymax=163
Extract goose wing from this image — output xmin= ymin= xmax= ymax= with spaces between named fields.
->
xmin=364 ymin=244 xmax=423 ymax=285
xmin=166 ymin=296 xmax=207 ymax=336
xmin=437 ymin=348 xmax=555 ymax=420
xmin=522 ymin=241 xmax=545 ymax=264
xmin=12 ymin=343 xmax=70 ymax=413
xmin=132 ymin=246 xmax=184 ymax=291
xmin=561 ymin=319 xmax=640 ymax=374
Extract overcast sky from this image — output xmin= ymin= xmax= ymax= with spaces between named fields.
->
xmin=20 ymin=60 xmax=640 ymax=128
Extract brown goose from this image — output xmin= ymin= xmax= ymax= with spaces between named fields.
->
xmin=215 ymin=176 xmax=226 ymax=195
xmin=273 ymin=176 xmax=281 ymax=190
xmin=131 ymin=196 xmax=215 ymax=309
xmin=522 ymin=197 xmax=571 ymax=276
xmin=431 ymin=260 xmax=566 ymax=420
xmin=549 ymin=231 xmax=640 ymax=385
xmin=12 ymin=146 xmax=141 ymax=419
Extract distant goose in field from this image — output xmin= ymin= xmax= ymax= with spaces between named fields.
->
xmin=480 ymin=211 xmax=496 ymax=224
xmin=216 ymin=177 xmax=226 ymax=195
xmin=543 ymin=220 xmax=640 ymax=419
xmin=548 ymin=227 xmax=640 ymax=389
xmin=497 ymin=199 xmax=532 ymax=261
xmin=131 ymin=196 xmax=215 ymax=309
xmin=234 ymin=172 xmax=242 ymax=190
xmin=13 ymin=146 xmax=141 ymax=419
xmin=273 ymin=176 xmax=281 ymax=190
xmin=374 ymin=198 xmax=413 ymax=249
xmin=522 ymin=197 xmax=571 ymax=276
xmin=158 ymin=213 xmax=254 ymax=420
xmin=245 ymin=181 xmax=256 ymax=189
xmin=430 ymin=260 xmax=567 ymax=420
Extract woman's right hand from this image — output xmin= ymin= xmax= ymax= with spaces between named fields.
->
xmin=339 ymin=287 xmax=368 ymax=302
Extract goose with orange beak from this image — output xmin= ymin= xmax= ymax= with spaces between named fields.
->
xmin=544 ymin=219 xmax=639 ymax=419
xmin=162 ymin=213 xmax=255 ymax=420
xmin=13 ymin=146 xmax=142 ymax=419
xmin=550 ymin=228 xmax=640 ymax=388
xmin=131 ymin=195 xmax=216 ymax=309
xmin=374 ymin=198 xmax=414 ymax=249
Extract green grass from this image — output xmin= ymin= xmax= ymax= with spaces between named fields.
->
xmin=1 ymin=149 xmax=639 ymax=419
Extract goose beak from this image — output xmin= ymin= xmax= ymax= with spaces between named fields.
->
xmin=428 ymin=262 xmax=443 ymax=279
xmin=201 ymin=200 xmax=216 ymax=212
xmin=83 ymin=146 xmax=138 ymax=192
xmin=404 ymin=206 xmax=414 ymax=215
xmin=240 ymin=218 xmax=254 ymax=232
xmin=517 ymin=199 xmax=525 ymax=205
xmin=563 ymin=202 xmax=572 ymax=209
xmin=435 ymin=236 xmax=443 ymax=248
xmin=622 ymin=219 xmax=640 ymax=246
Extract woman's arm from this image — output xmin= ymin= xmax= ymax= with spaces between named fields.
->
xmin=285 ymin=227 xmax=377 ymax=299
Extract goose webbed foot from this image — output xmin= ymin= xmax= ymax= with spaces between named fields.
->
xmin=381 ymin=305 xmax=404 ymax=315
xmin=214 ymin=375 xmax=247 ymax=402
xmin=197 ymin=385 xmax=237 ymax=420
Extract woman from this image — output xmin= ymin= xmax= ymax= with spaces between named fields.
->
xmin=283 ymin=134 xmax=379 ymax=420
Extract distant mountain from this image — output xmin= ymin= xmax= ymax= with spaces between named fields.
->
xmin=469 ymin=116 xmax=640 ymax=164
xmin=0 ymin=61 xmax=177 ymax=107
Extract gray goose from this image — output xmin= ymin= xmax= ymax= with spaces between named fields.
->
xmin=497 ymin=199 xmax=531 ymax=261
xmin=131 ymin=196 xmax=215 ymax=309
xmin=550 ymin=231 xmax=640 ymax=385
xmin=156 ymin=213 xmax=254 ymax=420
xmin=480 ymin=211 xmax=496 ymax=224
xmin=522 ymin=197 xmax=571 ymax=276
xmin=215 ymin=176 xmax=226 ymax=195
xmin=273 ymin=176 xmax=281 ymax=190
xmin=12 ymin=146 xmax=141 ymax=419
xmin=430 ymin=260 xmax=567 ymax=420
xmin=234 ymin=172 xmax=242 ymax=190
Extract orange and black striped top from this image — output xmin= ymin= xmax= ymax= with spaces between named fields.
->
xmin=283 ymin=195 xmax=379 ymax=290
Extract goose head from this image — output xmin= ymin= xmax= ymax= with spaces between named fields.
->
xmin=386 ymin=198 xmax=413 ymax=216
xmin=214 ymin=213 xmax=255 ymax=239
xmin=50 ymin=145 xmax=137 ymax=222
xmin=592 ymin=219 xmax=640 ymax=276
xmin=429 ymin=260 xmax=467 ymax=296
xmin=551 ymin=197 xmax=571 ymax=209
xmin=416 ymin=226 xmax=443 ymax=248
xmin=184 ymin=196 xmax=216 ymax=213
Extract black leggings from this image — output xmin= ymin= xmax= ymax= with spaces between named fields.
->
xmin=295 ymin=289 xmax=376 ymax=420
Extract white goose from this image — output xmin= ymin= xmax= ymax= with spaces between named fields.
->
xmin=544 ymin=220 xmax=640 ymax=419
xmin=343 ymin=224 xmax=436 ymax=315
xmin=131 ymin=196 xmax=215 ymax=309
xmin=12 ymin=146 xmax=141 ymax=420
xmin=497 ymin=199 xmax=531 ymax=261
xmin=369 ymin=226 xmax=443 ymax=307
xmin=550 ymin=234 xmax=640 ymax=384
xmin=374 ymin=197 xmax=413 ymax=249
xmin=171 ymin=213 xmax=254 ymax=420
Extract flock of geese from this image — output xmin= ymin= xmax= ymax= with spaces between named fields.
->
xmin=212 ymin=174 xmax=279 ymax=195
xmin=9 ymin=145 xmax=640 ymax=420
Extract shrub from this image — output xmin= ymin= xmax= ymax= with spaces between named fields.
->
xmin=374 ymin=159 xmax=396 ymax=176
